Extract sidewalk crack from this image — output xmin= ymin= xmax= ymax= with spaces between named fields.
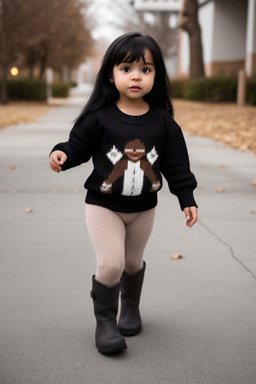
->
xmin=199 ymin=219 xmax=256 ymax=281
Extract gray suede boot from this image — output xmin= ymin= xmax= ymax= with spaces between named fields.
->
xmin=90 ymin=276 xmax=127 ymax=354
xmin=118 ymin=261 xmax=146 ymax=336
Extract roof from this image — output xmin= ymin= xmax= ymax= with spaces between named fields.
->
xmin=133 ymin=0 xmax=182 ymax=12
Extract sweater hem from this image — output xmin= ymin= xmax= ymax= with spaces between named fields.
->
xmin=85 ymin=190 xmax=158 ymax=213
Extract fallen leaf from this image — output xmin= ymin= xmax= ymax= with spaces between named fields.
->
xmin=25 ymin=208 xmax=33 ymax=213
xmin=250 ymin=210 xmax=255 ymax=214
xmin=10 ymin=165 xmax=17 ymax=170
xmin=216 ymin=187 xmax=225 ymax=192
xmin=252 ymin=180 xmax=256 ymax=186
xmin=219 ymin=164 xmax=226 ymax=168
xmin=171 ymin=253 xmax=183 ymax=260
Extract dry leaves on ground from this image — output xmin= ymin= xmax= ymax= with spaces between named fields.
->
xmin=0 ymin=102 xmax=52 ymax=129
xmin=174 ymin=100 xmax=256 ymax=154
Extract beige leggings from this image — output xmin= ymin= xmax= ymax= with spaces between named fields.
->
xmin=85 ymin=204 xmax=155 ymax=286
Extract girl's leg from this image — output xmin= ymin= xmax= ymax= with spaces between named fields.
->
xmin=117 ymin=208 xmax=155 ymax=336
xmin=85 ymin=204 xmax=126 ymax=286
xmin=123 ymin=208 xmax=155 ymax=274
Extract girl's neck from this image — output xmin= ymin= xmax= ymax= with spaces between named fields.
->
xmin=116 ymin=98 xmax=149 ymax=116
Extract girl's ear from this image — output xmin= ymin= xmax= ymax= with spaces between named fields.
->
xmin=109 ymin=71 xmax=114 ymax=83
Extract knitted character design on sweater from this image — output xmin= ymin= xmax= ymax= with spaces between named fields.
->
xmin=100 ymin=139 xmax=161 ymax=196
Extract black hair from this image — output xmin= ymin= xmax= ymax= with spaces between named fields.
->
xmin=78 ymin=32 xmax=173 ymax=118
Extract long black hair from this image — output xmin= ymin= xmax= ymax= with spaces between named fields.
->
xmin=79 ymin=32 xmax=173 ymax=118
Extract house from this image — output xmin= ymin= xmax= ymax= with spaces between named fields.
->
xmin=133 ymin=0 xmax=256 ymax=77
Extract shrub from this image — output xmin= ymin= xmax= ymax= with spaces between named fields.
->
xmin=183 ymin=77 xmax=237 ymax=102
xmin=247 ymin=75 xmax=256 ymax=106
xmin=170 ymin=79 xmax=188 ymax=99
xmin=7 ymin=79 xmax=47 ymax=101
xmin=170 ymin=75 xmax=256 ymax=106
xmin=182 ymin=78 xmax=205 ymax=101
xmin=51 ymin=82 xmax=70 ymax=98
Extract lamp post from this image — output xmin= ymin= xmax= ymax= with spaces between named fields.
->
xmin=46 ymin=67 xmax=53 ymax=101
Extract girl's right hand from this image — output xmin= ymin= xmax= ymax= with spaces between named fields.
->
xmin=49 ymin=150 xmax=67 ymax=172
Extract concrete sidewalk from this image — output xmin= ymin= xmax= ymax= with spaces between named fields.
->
xmin=0 ymin=95 xmax=256 ymax=384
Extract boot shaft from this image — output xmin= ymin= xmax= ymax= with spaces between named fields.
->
xmin=118 ymin=262 xmax=146 ymax=336
xmin=120 ymin=261 xmax=146 ymax=306
xmin=91 ymin=276 xmax=120 ymax=318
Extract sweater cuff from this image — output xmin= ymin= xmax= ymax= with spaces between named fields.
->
xmin=176 ymin=188 xmax=198 ymax=211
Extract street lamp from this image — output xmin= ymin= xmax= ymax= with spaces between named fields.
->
xmin=10 ymin=67 xmax=19 ymax=76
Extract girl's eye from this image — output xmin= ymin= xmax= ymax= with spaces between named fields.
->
xmin=142 ymin=68 xmax=150 ymax=74
xmin=121 ymin=67 xmax=130 ymax=73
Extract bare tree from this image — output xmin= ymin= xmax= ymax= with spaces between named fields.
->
xmin=0 ymin=0 xmax=24 ymax=103
xmin=47 ymin=0 xmax=93 ymax=79
xmin=85 ymin=0 xmax=178 ymax=60
xmin=0 ymin=0 xmax=93 ymax=104
xmin=139 ymin=12 xmax=178 ymax=59
xmin=19 ymin=0 xmax=93 ymax=79
xmin=0 ymin=0 xmax=7 ymax=104
xmin=179 ymin=0 xmax=205 ymax=78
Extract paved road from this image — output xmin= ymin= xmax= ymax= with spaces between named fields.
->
xmin=1 ymin=96 xmax=256 ymax=384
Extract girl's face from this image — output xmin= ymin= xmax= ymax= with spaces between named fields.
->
xmin=110 ymin=49 xmax=155 ymax=104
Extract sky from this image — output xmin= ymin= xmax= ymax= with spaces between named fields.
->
xmin=85 ymin=0 xmax=137 ymax=43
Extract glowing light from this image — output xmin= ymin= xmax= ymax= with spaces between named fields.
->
xmin=10 ymin=67 xmax=19 ymax=76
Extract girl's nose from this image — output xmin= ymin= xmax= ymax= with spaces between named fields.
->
xmin=131 ymin=70 xmax=141 ymax=80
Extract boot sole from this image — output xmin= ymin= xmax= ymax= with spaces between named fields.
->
xmin=119 ymin=326 xmax=142 ymax=337
xmin=97 ymin=342 xmax=127 ymax=355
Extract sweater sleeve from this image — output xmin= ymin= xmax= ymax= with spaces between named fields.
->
xmin=50 ymin=112 xmax=100 ymax=171
xmin=161 ymin=115 xmax=198 ymax=210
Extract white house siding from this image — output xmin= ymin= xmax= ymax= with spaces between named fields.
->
xmin=178 ymin=30 xmax=189 ymax=76
xmin=213 ymin=0 xmax=247 ymax=62
xmin=246 ymin=0 xmax=256 ymax=75
xmin=178 ymin=0 xmax=249 ymax=77
xmin=199 ymin=1 xmax=215 ymax=74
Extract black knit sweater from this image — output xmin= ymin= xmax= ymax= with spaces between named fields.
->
xmin=50 ymin=104 xmax=197 ymax=212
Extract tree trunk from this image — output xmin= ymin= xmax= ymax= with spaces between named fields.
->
xmin=39 ymin=54 xmax=47 ymax=79
xmin=28 ymin=60 xmax=35 ymax=79
xmin=0 ymin=63 xmax=8 ymax=104
xmin=26 ymin=48 xmax=36 ymax=79
xmin=0 ymin=0 xmax=8 ymax=104
xmin=179 ymin=0 xmax=205 ymax=79
xmin=38 ymin=41 xmax=49 ymax=79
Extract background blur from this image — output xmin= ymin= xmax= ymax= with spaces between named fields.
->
xmin=1 ymin=0 xmax=256 ymax=105
xmin=1 ymin=3 xmax=256 ymax=383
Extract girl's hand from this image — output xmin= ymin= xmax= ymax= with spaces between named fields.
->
xmin=184 ymin=206 xmax=198 ymax=228
xmin=49 ymin=151 xmax=67 ymax=172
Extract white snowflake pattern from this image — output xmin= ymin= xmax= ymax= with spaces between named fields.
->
xmin=106 ymin=145 xmax=123 ymax=164
xmin=147 ymin=146 xmax=158 ymax=165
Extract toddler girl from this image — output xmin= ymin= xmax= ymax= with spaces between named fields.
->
xmin=49 ymin=32 xmax=198 ymax=355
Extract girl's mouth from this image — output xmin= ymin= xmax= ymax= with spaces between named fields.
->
xmin=129 ymin=86 xmax=141 ymax=91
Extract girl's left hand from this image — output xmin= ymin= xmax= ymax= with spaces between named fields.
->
xmin=184 ymin=206 xmax=198 ymax=228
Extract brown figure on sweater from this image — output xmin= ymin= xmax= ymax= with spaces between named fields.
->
xmin=100 ymin=139 xmax=161 ymax=196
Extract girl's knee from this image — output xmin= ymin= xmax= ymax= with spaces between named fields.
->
xmin=124 ymin=259 xmax=144 ymax=274
xmin=96 ymin=261 xmax=124 ymax=286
